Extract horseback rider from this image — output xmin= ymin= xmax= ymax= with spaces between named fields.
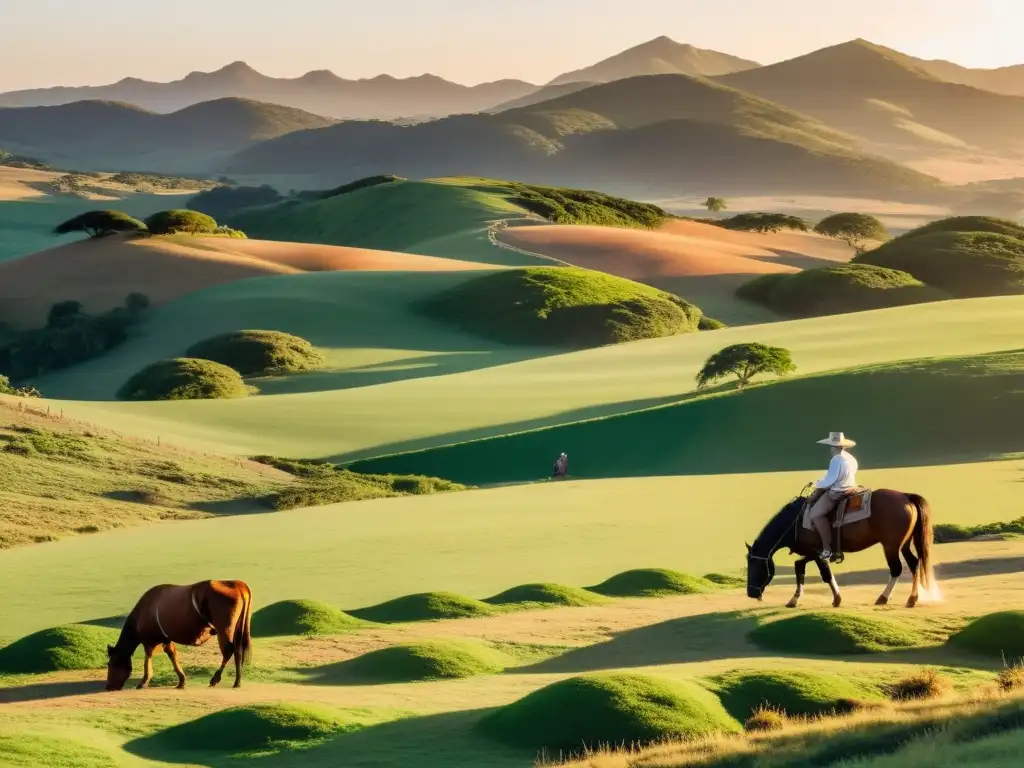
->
xmin=552 ymin=452 xmax=568 ymax=480
xmin=807 ymin=432 xmax=858 ymax=561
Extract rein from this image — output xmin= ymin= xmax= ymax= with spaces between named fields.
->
xmin=190 ymin=588 xmax=214 ymax=629
xmin=749 ymin=485 xmax=814 ymax=594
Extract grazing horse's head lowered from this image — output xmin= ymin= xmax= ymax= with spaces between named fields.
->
xmin=106 ymin=645 xmax=132 ymax=691
xmin=745 ymin=542 xmax=777 ymax=600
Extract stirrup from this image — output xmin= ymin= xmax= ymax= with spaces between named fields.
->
xmin=819 ymin=550 xmax=834 ymax=562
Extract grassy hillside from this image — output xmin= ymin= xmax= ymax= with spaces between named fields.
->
xmin=227 ymin=76 xmax=944 ymax=201
xmin=718 ymin=40 xmax=1024 ymax=153
xmin=0 ymin=97 xmax=335 ymax=172
xmin=228 ymin=177 xmax=663 ymax=263
xmin=350 ymin=349 xmax=1024 ymax=484
xmin=35 ymin=295 xmax=1024 ymax=461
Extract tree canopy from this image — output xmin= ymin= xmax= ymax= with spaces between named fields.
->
xmin=814 ymin=213 xmax=888 ymax=248
xmin=703 ymin=197 xmax=728 ymax=213
xmin=719 ymin=213 xmax=808 ymax=234
xmin=696 ymin=343 xmax=797 ymax=390
xmin=53 ymin=210 xmax=146 ymax=238
xmin=144 ymin=209 xmax=219 ymax=236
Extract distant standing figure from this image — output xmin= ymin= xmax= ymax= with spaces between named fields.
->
xmin=552 ymin=452 xmax=568 ymax=480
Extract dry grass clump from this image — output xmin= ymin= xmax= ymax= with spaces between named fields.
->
xmin=744 ymin=706 xmax=788 ymax=732
xmin=887 ymin=669 xmax=953 ymax=702
xmin=996 ymin=662 xmax=1024 ymax=693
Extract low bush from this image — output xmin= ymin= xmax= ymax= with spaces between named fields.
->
xmin=419 ymin=267 xmax=702 ymax=347
xmin=886 ymin=669 xmax=952 ymax=701
xmin=935 ymin=516 xmax=1024 ymax=543
xmin=186 ymin=330 xmax=323 ymax=376
xmin=736 ymin=263 xmax=947 ymax=317
xmin=269 ymin=470 xmax=465 ymax=510
xmin=744 ymin=706 xmax=788 ymax=732
xmin=719 ymin=213 xmax=808 ymax=233
xmin=508 ymin=183 xmax=667 ymax=228
xmin=116 ymin=358 xmax=255 ymax=401
xmin=144 ymin=209 xmax=219 ymax=236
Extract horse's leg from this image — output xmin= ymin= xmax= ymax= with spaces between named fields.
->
xmin=902 ymin=541 xmax=921 ymax=608
xmin=233 ymin=641 xmax=243 ymax=689
xmin=787 ymin=558 xmax=810 ymax=608
xmin=210 ymin=633 xmax=235 ymax=687
xmin=136 ymin=644 xmax=157 ymax=689
xmin=164 ymin=642 xmax=186 ymax=689
xmin=875 ymin=544 xmax=904 ymax=606
xmin=816 ymin=559 xmax=841 ymax=608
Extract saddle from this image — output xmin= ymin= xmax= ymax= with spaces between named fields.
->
xmin=801 ymin=487 xmax=873 ymax=563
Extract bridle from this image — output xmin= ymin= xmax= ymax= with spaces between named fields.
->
xmin=748 ymin=484 xmax=814 ymax=598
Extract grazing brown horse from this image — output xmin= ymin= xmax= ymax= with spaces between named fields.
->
xmin=106 ymin=580 xmax=252 ymax=691
xmin=745 ymin=487 xmax=934 ymax=609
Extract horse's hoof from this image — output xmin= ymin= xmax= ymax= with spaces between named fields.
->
xmin=875 ymin=596 xmax=889 ymax=606
xmin=176 ymin=683 xmax=185 ymax=690
xmin=233 ymin=682 xmax=241 ymax=689
xmin=786 ymin=600 xmax=799 ymax=608
xmin=832 ymin=598 xmax=842 ymax=608
xmin=906 ymin=596 xmax=919 ymax=608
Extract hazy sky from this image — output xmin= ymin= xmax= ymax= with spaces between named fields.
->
xmin=1 ymin=0 xmax=1018 ymax=90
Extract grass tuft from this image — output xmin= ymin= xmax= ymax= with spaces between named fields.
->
xmin=744 ymin=705 xmax=789 ymax=732
xmin=886 ymin=669 xmax=952 ymax=701
xmin=250 ymin=599 xmax=364 ymax=638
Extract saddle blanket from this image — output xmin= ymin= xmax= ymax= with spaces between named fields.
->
xmin=803 ymin=488 xmax=873 ymax=530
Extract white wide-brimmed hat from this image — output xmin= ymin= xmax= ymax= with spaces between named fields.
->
xmin=817 ymin=432 xmax=856 ymax=447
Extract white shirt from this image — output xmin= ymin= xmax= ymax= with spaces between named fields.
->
xmin=816 ymin=450 xmax=858 ymax=491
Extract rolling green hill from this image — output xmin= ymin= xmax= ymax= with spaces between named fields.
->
xmin=350 ymin=349 xmax=1024 ymax=484
xmin=32 ymin=295 xmax=1024 ymax=462
xmin=227 ymin=76 xmax=944 ymax=201
xmin=0 ymin=97 xmax=335 ymax=172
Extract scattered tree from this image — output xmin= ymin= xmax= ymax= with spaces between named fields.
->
xmin=719 ymin=213 xmax=808 ymax=234
xmin=814 ymin=213 xmax=889 ymax=251
xmin=703 ymin=197 xmax=728 ymax=213
xmin=46 ymin=300 xmax=84 ymax=329
xmin=144 ymin=209 xmax=218 ymax=236
xmin=125 ymin=292 xmax=151 ymax=317
xmin=53 ymin=210 xmax=146 ymax=238
xmin=696 ymin=343 xmax=797 ymax=391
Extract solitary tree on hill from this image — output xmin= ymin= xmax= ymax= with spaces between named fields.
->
xmin=696 ymin=342 xmax=797 ymax=391
xmin=144 ymin=209 xmax=218 ymax=236
xmin=703 ymin=197 xmax=728 ymax=213
xmin=815 ymin=213 xmax=889 ymax=251
xmin=53 ymin=210 xmax=146 ymax=238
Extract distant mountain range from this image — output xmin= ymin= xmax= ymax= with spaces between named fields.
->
xmin=0 ymin=61 xmax=537 ymax=120
xmin=718 ymin=40 xmax=1024 ymax=154
xmin=227 ymin=74 xmax=943 ymax=201
xmin=0 ymin=98 xmax=335 ymax=171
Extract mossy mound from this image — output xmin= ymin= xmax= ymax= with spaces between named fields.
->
xmin=900 ymin=216 xmax=1024 ymax=240
xmin=348 ymin=592 xmax=495 ymax=623
xmin=250 ymin=599 xmax=364 ymax=638
xmin=116 ymin=358 xmax=255 ymax=401
xmin=712 ymin=669 xmax=877 ymax=720
xmin=749 ymin=612 xmax=922 ymax=655
xmin=0 ymin=624 xmax=117 ymax=673
xmin=0 ymin=734 xmax=117 ymax=768
xmin=129 ymin=703 xmax=360 ymax=756
xmin=855 ymin=230 xmax=1024 ymax=297
xmin=418 ymin=267 xmax=702 ymax=348
xmin=312 ymin=640 xmax=509 ymax=684
xmin=737 ymin=263 xmax=946 ymax=317
xmin=484 ymin=583 xmax=608 ymax=608
xmin=185 ymin=330 xmax=324 ymax=376
xmin=702 ymin=573 xmax=746 ymax=588
xmin=949 ymin=611 xmax=1024 ymax=659
xmin=588 ymin=569 xmax=715 ymax=598
xmin=480 ymin=673 xmax=741 ymax=755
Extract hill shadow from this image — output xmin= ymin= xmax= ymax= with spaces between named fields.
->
xmin=0 ymin=680 xmax=100 ymax=703
xmin=514 ymin=610 xmax=763 ymax=674
xmin=350 ymin=350 xmax=1024 ymax=483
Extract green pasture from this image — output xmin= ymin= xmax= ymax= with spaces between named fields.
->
xmin=0 ymin=193 xmax=193 ymax=263
xmin=1 ymin=457 xmax=1020 ymax=638
xmin=353 ymin=349 xmax=1024 ymax=483
xmin=38 ymin=295 xmax=1024 ymax=461
xmin=229 ymin=177 xmax=553 ymax=265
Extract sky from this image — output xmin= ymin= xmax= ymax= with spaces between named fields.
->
xmin=0 ymin=0 xmax=1019 ymax=90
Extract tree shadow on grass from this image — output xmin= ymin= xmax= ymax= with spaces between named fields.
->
xmin=514 ymin=610 xmax=764 ymax=675
xmin=0 ymin=680 xmax=100 ymax=703
xmin=126 ymin=708 xmax=528 ymax=768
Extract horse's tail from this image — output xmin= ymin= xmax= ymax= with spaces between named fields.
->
xmin=907 ymin=493 xmax=934 ymax=590
xmin=235 ymin=584 xmax=253 ymax=667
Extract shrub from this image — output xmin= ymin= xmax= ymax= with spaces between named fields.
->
xmin=116 ymin=358 xmax=255 ymax=401
xmin=698 ymin=316 xmax=727 ymax=330
xmin=935 ymin=516 xmax=1024 ymax=543
xmin=719 ymin=213 xmax=808 ymax=233
xmin=696 ymin=342 xmax=796 ymax=390
xmin=269 ymin=470 xmax=465 ymax=510
xmin=997 ymin=663 xmax=1024 ymax=692
xmin=814 ymin=213 xmax=889 ymax=247
xmin=144 ymin=209 xmax=219 ymax=236
xmin=215 ymin=225 xmax=247 ymax=238
xmin=886 ymin=669 xmax=951 ymax=701
xmin=504 ymin=183 xmax=667 ymax=228
xmin=419 ymin=268 xmax=702 ymax=348
xmin=0 ymin=375 xmax=41 ymax=398
xmin=53 ymin=210 xmax=146 ymax=238
xmin=185 ymin=330 xmax=323 ymax=376
xmin=479 ymin=674 xmax=741 ymax=756
xmin=855 ymin=230 xmax=1024 ymax=297
xmin=744 ymin=706 xmax=787 ymax=732
xmin=736 ymin=263 xmax=947 ymax=317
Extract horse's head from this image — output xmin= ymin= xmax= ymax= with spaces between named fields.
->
xmin=745 ymin=542 xmax=776 ymax=600
xmin=105 ymin=645 xmax=131 ymax=691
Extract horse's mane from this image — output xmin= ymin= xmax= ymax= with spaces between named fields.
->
xmin=752 ymin=496 xmax=804 ymax=555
